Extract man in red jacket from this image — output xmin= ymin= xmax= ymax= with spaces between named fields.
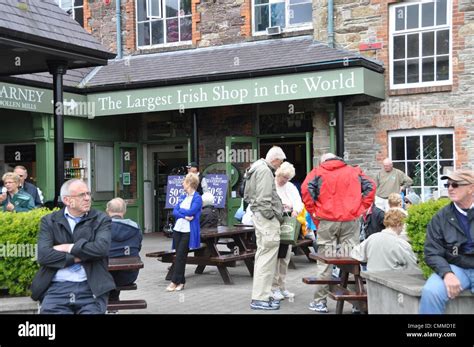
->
xmin=301 ymin=153 xmax=375 ymax=313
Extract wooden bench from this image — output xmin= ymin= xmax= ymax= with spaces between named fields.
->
xmin=328 ymin=286 xmax=368 ymax=312
xmin=107 ymin=256 xmax=147 ymax=312
xmin=146 ymin=246 xmax=208 ymax=281
xmin=107 ymin=299 xmax=147 ymax=311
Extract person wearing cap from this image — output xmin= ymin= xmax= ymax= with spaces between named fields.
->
xmin=420 ymin=169 xmax=474 ymax=314
xmin=186 ymin=162 xmax=207 ymax=195
xmin=244 ymin=146 xmax=286 ymax=310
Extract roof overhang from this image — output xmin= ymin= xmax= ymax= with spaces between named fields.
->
xmin=0 ymin=35 xmax=114 ymax=76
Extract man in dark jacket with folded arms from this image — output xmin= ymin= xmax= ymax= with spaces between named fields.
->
xmin=420 ymin=169 xmax=474 ymax=314
xmin=31 ymin=179 xmax=115 ymax=314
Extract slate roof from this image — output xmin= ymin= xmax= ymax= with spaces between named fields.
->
xmin=5 ymin=68 xmax=96 ymax=90
xmin=0 ymin=0 xmax=114 ymax=59
xmin=83 ymin=35 xmax=384 ymax=91
xmin=10 ymin=35 xmax=384 ymax=91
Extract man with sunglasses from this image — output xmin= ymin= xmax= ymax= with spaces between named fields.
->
xmin=420 ymin=169 xmax=474 ymax=314
xmin=31 ymin=179 xmax=115 ymax=314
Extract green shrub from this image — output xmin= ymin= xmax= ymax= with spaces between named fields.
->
xmin=406 ymin=198 xmax=451 ymax=279
xmin=0 ymin=208 xmax=55 ymax=296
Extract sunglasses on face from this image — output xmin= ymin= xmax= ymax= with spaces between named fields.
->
xmin=444 ymin=182 xmax=469 ymax=189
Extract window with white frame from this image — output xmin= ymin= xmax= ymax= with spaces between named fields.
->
xmin=389 ymin=0 xmax=451 ymax=89
xmin=136 ymin=0 xmax=192 ymax=47
xmin=389 ymin=128 xmax=454 ymax=201
xmin=253 ymin=0 xmax=312 ymax=34
xmin=55 ymin=0 xmax=84 ymax=27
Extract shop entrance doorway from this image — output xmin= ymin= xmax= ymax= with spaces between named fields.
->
xmin=147 ymin=143 xmax=190 ymax=233
xmin=259 ymin=132 xmax=312 ymax=192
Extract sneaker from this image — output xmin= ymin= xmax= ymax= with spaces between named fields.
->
xmin=308 ymin=301 xmax=328 ymax=313
xmin=281 ymin=290 xmax=295 ymax=298
xmin=271 ymin=289 xmax=285 ymax=301
xmin=250 ymin=300 xmax=279 ymax=310
xmin=269 ymin=298 xmax=281 ymax=308
xmin=351 ymin=306 xmax=361 ymax=314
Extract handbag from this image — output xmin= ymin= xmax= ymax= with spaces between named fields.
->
xmin=279 ymin=216 xmax=301 ymax=246
xmin=234 ymin=199 xmax=245 ymax=221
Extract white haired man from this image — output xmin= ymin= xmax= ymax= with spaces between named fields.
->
xmin=375 ymin=158 xmax=413 ymax=211
xmin=106 ymin=197 xmax=143 ymax=301
xmin=31 ymin=179 xmax=115 ymax=314
xmin=244 ymin=146 xmax=286 ymax=310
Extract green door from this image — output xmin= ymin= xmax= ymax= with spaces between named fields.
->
xmin=114 ymin=142 xmax=143 ymax=226
xmin=225 ymin=136 xmax=257 ymax=226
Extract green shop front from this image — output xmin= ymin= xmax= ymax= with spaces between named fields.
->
xmin=1 ymin=60 xmax=383 ymax=231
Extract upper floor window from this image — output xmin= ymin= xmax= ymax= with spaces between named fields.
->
xmin=389 ymin=128 xmax=454 ymax=201
xmin=55 ymin=0 xmax=84 ymax=27
xmin=253 ymin=0 xmax=312 ymax=35
xmin=390 ymin=0 xmax=451 ymax=89
xmin=136 ymin=0 xmax=192 ymax=48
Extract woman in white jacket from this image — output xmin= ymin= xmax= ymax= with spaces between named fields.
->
xmin=272 ymin=162 xmax=304 ymax=300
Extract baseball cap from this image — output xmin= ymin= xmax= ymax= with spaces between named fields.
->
xmin=440 ymin=169 xmax=474 ymax=184
xmin=186 ymin=161 xmax=198 ymax=169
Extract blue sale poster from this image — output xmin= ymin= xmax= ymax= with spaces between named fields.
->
xmin=165 ymin=175 xmax=185 ymax=208
xmin=204 ymin=174 xmax=228 ymax=208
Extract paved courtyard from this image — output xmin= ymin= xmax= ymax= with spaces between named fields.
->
xmin=118 ymin=232 xmax=353 ymax=314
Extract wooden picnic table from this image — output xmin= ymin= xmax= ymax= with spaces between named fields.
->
xmin=108 ymin=256 xmax=144 ymax=271
xmin=107 ymin=256 xmax=147 ymax=311
xmin=147 ymin=225 xmax=256 ymax=285
xmin=308 ymin=253 xmax=367 ymax=314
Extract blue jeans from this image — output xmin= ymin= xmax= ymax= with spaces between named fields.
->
xmin=419 ymin=264 xmax=474 ymax=314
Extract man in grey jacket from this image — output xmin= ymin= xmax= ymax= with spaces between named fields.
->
xmin=244 ymin=146 xmax=285 ymax=310
xmin=420 ymin=169 xmax=474 ymax=314
xmin=31 ymin=179 xmax=115 ymax=314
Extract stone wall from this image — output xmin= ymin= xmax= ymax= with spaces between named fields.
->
xmin=362 ymin=270 xmax=474 ymax=314
xmin=85 ymin=0 xmax=135 ymax=56
xmin=312 ymin=0 xmax=474 ymax=174
xmin=196 ymin=0 xmax=247 ymax=47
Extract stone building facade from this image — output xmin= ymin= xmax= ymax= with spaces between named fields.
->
xmin=66 ymin=0 xmax=473 ymax=200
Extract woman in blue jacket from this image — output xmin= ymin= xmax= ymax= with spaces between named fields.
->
xmin=166 ymin=173 xmax=202 ymax=292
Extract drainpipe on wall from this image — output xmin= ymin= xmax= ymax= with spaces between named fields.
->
xmin=327 ymin=0 xmax=334 ymax=48
xmin=116 ymin=0 xmax=122 ymax=59
xmin=328 ymin=110 xmax=336 ymax=154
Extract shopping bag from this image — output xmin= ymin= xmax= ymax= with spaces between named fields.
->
xmin=279 ymin=216 xmax=301 ymax=245
xmin=234 ymin=199 xmax=245 ymax=221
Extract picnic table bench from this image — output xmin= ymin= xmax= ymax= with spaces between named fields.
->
xmin=146 ymin=226 xmax=256 ymax=285
xmin=304 ymin=253 xmax=367 ymax=314
xmin=107 ymin=256 xmax=147 ymax=311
